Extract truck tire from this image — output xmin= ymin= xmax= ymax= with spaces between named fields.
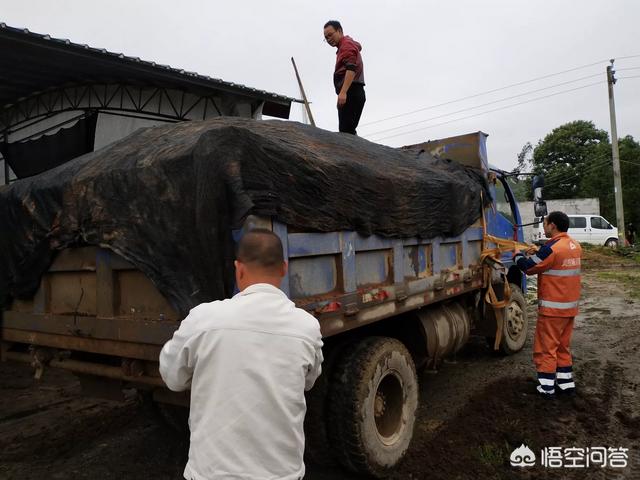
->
xmin=487 ymin=283 xmax=528 ymax=355
xmin=327 ymin=337 xmax=418 ymax=477
xmin=304 ymin=345 xmax=342 ymax=467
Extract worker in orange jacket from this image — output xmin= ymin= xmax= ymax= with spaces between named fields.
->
xmin=514 ymin=211 xmax=581 ymax=397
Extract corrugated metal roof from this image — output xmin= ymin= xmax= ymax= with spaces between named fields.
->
xmin=0 ymin=23 xmax=297 ymax=118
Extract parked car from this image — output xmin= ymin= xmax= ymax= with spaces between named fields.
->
xmin=532 ymin=214 xmax=619 ymax=247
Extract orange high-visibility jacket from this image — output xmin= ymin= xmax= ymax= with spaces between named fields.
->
xmin=514 ymin=232 xmax=582 ymax=317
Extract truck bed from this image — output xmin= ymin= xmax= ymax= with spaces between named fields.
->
xmin=2 ymin=214 xmax=486 ymax=382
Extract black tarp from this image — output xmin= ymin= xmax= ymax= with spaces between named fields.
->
xmin=0 ymin=118 xmax=490 ymax=316
xmin=0 ymin=113 xmax=97 ymax=178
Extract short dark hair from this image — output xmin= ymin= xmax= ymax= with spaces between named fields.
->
xmin=324 ymin=20 xmax=343 ymax=31
xmin=546 ymin=211 xmax=570 ymax=232
xmin=236 ymin=229 xmax=284 ymax=271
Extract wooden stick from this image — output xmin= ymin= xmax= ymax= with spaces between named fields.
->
xmin=291 ymin=57 xmax=316 ymax=126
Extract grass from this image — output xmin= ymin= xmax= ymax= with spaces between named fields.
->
xmin=475 ymin=442 xmax=511 ymax=467
xmin=595 ymin=270 xmax=640 ymax=299
xmin=582 ymin=243 xmax=640 ymax=263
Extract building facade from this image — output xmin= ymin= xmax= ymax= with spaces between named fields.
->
xmin=0 ymin=23 xmax=295 ymax=184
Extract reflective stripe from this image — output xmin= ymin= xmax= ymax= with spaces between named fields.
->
xmin=537 ymin=385 xmax=555 ymax=394
xmin=543 ymin=269 xmax=581 ymax=277
xmin=556 ymin=372 xmax=573 ymax=380
xmin=531 ymin=255 xmax=543 ymax=264
xmin=557 ymin=381 xmax=575 ymax=390
xmin=539 ymin=299 xmax=579 ymax=309
xmin=538 ymin=377 xmax=555 ymax=386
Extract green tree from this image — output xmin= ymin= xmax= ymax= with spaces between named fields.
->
xmin=514 ymin=142 xmax=533 ymax=175
xmin=530 ymin=121 xmax=640 ymax=230
xmin=532 ymin=120 xmax=610 ymax=199
xmin=619 ymin=136 xmax=640 ymax=227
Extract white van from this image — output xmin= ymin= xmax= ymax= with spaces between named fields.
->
xmin=532 ymin=214 xmax=619 ymax=247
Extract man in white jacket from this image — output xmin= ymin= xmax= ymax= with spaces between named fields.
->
xmin=159 ymin=229 xmax=324 ymax=480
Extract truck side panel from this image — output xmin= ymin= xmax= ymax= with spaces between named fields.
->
xmin=264 ymin=220 xmax=486 ymax=337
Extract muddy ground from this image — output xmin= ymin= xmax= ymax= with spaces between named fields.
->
xmin=1 ymin=249 xmax=639 ymax=479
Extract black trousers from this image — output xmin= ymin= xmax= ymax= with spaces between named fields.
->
xmin=338 ymin=83 xmax=366 ymax=135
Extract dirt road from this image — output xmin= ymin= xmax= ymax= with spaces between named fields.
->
xmin=1 ymin=250 xmax=639 ymax=479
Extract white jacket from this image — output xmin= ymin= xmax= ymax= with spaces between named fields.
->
xmin=159 ymin=283 xmax=323 ymax=480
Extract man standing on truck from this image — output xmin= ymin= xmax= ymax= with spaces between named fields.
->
xmin=513 ymin=211 xmax=581 ymax=398
xmin=159 ymin=229 xmax=324 ymax=480
xmin=323 ymin=20 xmax=366 ymax=135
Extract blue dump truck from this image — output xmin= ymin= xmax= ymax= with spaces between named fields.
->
xmin=0 ymin=119 xmax=532 ymax=477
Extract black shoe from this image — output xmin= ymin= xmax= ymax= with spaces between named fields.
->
xmin=556 ymin=387 xmax=577 ymax=397
xmin=536 ymin=390 xmax=556 ymax=400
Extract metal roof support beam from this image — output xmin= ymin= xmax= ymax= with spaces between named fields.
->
xmin=1 ymin=83 xmax=247 ymax=134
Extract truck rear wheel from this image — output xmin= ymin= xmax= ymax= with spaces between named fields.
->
xmin=327 ymin=337 xmax=418 ymax=477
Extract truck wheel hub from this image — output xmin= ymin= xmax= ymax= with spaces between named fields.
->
xmin=374 ymin=372 xmax=404 ymax=443
xmin=507 ymin=302 xmax=525 ymax=336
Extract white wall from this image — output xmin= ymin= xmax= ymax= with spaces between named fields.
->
xmin=93 ymin=113 xmax=172 ymax=151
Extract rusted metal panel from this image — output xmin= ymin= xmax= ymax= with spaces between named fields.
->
xmin=49 ymin=246 xmax=97 ymax=272
xmin=393 ymin=240 xmax=404 ymax=284
xmin=96 ymin=249 xmax=115 ymax=318
xmin=289 ymin=255 xmax=338 ymax=299
xmin=272 ymin=221 xmax=290 ymax=297
xmin=33 ymin=275 xmax=50 ymax=314
xmin=117 ymin=270 xmax=178 ymax=320
xmin=439 ymin=243 xmax=460 ymax=271
xmin=4 ymin=351 xmax=165 ymax=386
xmin=2 ymin=312 xmax=177 ymax=345
xmin=48 ymin=271 xmax=97 ymax=315
xmin=403 ymin=244 xmax=431 ymax=280
xmin=356 ymin=250 xmax=392 ymax=287
xmin=410 ymin=132 xmax=489 ymax=171
xmin=2 ymin=328 xmax=162 ymax=361
xmin=340 ymin=232 xmax=356 ymax=293
xmin=318 ymin=280 xmax=483 ymax=337
xmin=288 ymin=232 xmax=341 ymax=258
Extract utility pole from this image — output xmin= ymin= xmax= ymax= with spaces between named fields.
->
xmin=606 ymin=60 xmax=625 ymax=245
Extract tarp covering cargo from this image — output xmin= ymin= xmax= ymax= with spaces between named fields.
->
xmin=0 ymin=118 xmax=490 ymax=316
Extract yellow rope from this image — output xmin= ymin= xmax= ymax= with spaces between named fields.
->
xmin=479 ymin=193 xmax=536 ymax=350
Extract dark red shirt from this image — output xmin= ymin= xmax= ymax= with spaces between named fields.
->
xmin=334 ymin=35 xmax=365 ymax=94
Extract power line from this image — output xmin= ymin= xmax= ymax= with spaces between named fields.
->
xmin=360 ymin=54 xmax=640 ymax=130
xmin=544 ymin=152 xmax=612 ymax=177
xmin=618 ymin=75 xmax=640 ymax=80
xmin=534 ymin=153 xmax=612 ymax=186
xmin=365 ymin=73 xmax=603 ymax=139
xmin=370 ymin=81 xmax=605 ymax=143
xmin=543 ymin=156 xmax=618 ymax=190
xmin=543 ymin=157 xmax=612 ymax=188
xmin=616 ymin=54 xmax=640 ymax=60
xmin=358 ymin=59 xmax=611 ymax=128
xmin=620 ymin=159 xmax=640 ymax=167
xmin=539 ymin=149 xmax=640 ymax=191
xmin=617 ymin=66 xmax=640 ymax=71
